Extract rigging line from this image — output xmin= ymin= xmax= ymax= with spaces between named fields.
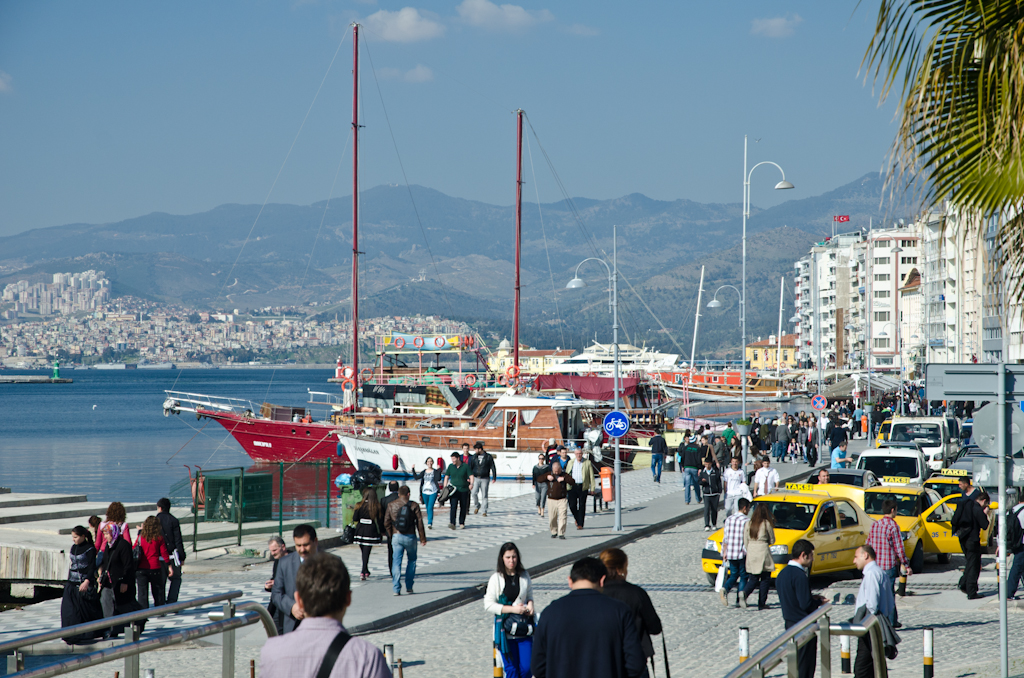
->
xmin=361 ymin=36 xmax=456 ymax=320
xmin=301 ymin=132 xmax=352 ymax=290
xmin=164 ymin=418 xmax=210 ymax=465
xmin=263 ymin=368 xmax=277 ymax=405
xmin=220 ymin=31 xmax=350 ymax=297
xmin=524 ymin=130 xmax=566 ymax=348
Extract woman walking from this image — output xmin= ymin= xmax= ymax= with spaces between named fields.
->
xmin=599 ymin=548 xmax=663 ymax=671
xmin=96 ymin=502 xmax=131 ymax=554
xmin=742 ymin=503 xmax=776 ymax=610
xmin=532 ymin=454 xmax=550 ymax=517
xmin=352 ymin=488 xmax=384 ymax=580
xmin=135 ymin=516 xmax=172 ymax=609
xmin=412 ymin=457 xmax=442 ymax=529
xmin=98 ymin=522 xmax=137 ymax=639
xmin=61 ymin=526 xmax=104 ymax=644
xmin=484 ymin=542 xmax=535 ymax=678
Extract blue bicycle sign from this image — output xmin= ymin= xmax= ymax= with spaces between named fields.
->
xmin=603 ymin=411 xmax=631 ymax=438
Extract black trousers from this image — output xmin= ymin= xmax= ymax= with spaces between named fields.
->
xmin=449 ymin=489 xmax=469 ymax=526
xmin=854 ymin=634 xmax=874 ymax=678
xmin=568 ymin=486 xmax=587 ymax=527
xmin=359 ymin=544 xmax=373 ymax=576
xmin=785 ymin=621 xmax=817 ymax=678
xmin=135 ymin=569 xmax=164 ymax=609
xmin=743 ymin=571 xmax=772 ymax=609
xmin=960 ymin=537 xmax=982 ymax=595
xmin=704 ymin=494 xmax=720 ymax=528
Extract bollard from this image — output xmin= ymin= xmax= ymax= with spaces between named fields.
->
xmin=397 ymin=658 xmax=405 ymax=678
xmin=493 ymin=642 xmax=504 ymax=677
xmin=923 ymin=628 xmax=934 ymax=678
xmin=143 ymin=671 xmax=155 ymax=678
xmin=738 ymin=627 xmax=749 ymax=663
xmin=840 ymin=634 xmax=851 ymax=674
xmin=250 ymin=659 xmax=256 ymax=678
xmin=898 ymin=570 xmax=908 ymax=597
xmin=384 ymin=644 xmax=395 ymax=671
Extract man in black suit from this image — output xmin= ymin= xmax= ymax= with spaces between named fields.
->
xmin=532 ymin=557 xmax=646 ymax=678
xmin=269 ymin=524 xmax=318 ymax=633
xmin=263 ymin=536 xmax=289 ymax=634
xmin=775 ymin=539 xmax=825 ymax=678
xmin=380 ymin=481 xmax=400 ymax=576
xmin=156 ymin=497 xmax=185 ymax=604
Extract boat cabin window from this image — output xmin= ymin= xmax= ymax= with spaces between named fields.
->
xmin=443 ymin=421 xmax=454 ymax=428
xmin=355 ymin=418 xmax=364 ymax=425
xmin=477 ymin=402 xmax=495 ymax=421
xmin=396 ymin=420 xmax=407 ymax=427
xmin=375 ymin=419 xmax=384 ymax=426
xmin=485 ymin=409 xmax=503 ymax=428
xmin=521 ymin=410 xmax=540 ymax=425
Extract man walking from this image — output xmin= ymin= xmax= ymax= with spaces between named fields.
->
xmin=722 ymin=457 xmax=747 ymax=517
xmin=853 ymin=545 xmax=894 ymax=678
xmin=155 ymin=498 xmax=185 ymax=604
xmin=380 ymin=481 xmax=400 ymax=574
xmin=264 ymin=536 xmax=289 ymax=635
xmin=680 ymin=433 xmax=702 ymax=505
xmin=444 ymin=452 xmax=471 ymax=530
xmin=383 ymin=485 xmax=427 ymax=596
xmin=259 ymin=552 xmax=391 ymax=678
xmin=565 ymin=448 xmax=595 ymax=530
xmin=469 ymin=442 xmax=497 ymax=517
xmin=698 ymin=457 xmax=722 ymax=531
xmin=775 ymin=418 xmax=791 ymax=462
xmin=952 ymin=487 xmax=990 ymax=599
xmin=776 ymin=540 xmax=825 ymax=678
xmin=546 ymin=460 xmax=570 ymax=539
xmin=719 ymin=498 xmax=750 ymax=607
xmin=270 ymin=524 xmax=318 ymax=633
xmin=867 ymin=499 xmax=910 ymax=627
xmin=531 ymin=557 xmax=646 ymax=678
xmin=649 ymin=427 xmax=668 ymax=483
xmin=752 ymin=456 xmax=780 ymax=497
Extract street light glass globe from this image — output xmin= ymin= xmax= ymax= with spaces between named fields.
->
xmin=775 ymin=180 xmax=795 ymax=190
xmin=707 ymin=299 xmax=723 ymax=309
xmin=565 ymin=277 xmax=586 ymax=289
xmin=879 ymin=329 xmax=888 ymax=337
xmin=789 ymin=315 xmax=800 ymax=323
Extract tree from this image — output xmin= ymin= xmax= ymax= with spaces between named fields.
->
xmin=864 ymin=1 xmax=1024 ymax=292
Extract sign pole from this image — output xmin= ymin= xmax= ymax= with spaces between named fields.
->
xmin=998 ymin=364 xmax=1008 ymax=678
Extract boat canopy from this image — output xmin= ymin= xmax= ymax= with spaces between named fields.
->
xmin=532 ymin=374 xmax=641 ymax=401
xmin=494 ymin=393 xmax=596 ymax=409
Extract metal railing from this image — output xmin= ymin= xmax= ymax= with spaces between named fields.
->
xmin=3 ymin=591 xmax=276 ymax=678
xmin=723 ymin=602 xmax=889 ymax=678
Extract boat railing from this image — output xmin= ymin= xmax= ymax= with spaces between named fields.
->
xmin=162 ymin=390 xmax=258 ymax=416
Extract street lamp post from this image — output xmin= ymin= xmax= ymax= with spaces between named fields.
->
xmin=566 ymin=225 xmax=622 ymax=531
xmin=878 ymin=322 xmax=903 ymax=416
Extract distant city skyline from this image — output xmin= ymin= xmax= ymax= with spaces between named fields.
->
xmin=0 ymin=1 xmax=898 ymax=236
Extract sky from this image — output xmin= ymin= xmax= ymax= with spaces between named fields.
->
xmin=0 ymin=1 xmax=901 ymax=237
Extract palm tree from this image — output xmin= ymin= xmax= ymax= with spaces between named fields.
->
xmin=863 ymin=1 xmax=1024 ymax=293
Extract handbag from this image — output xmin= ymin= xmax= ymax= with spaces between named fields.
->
xmin=502 ymin=613 xmax=535 ymax=638
xmin=132 ymin=537 xmax=143 ymax=567
xmin=340 ymin=524 xmax=355 ymax=546
xmin=714 ymin=564 xmax=727 ymax=592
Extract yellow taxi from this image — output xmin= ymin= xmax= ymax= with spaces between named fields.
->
xmin=861 ymin=485 xmax=960 ymax=568
xmin=701 ymin=490 xmax=874 ymax=584
xmin=923 ymin=468 xmax=969 ymax=500
xmin=875 ymin=418 xmax=892 ymax=448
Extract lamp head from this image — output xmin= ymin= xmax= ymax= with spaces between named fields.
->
xmin=879 ymin=329 xmax=888 ymax=337
xmin=707 ymin=299 xmax=723 ymax=309
xmin=774 ymin=180 xmax=795 ymax=190
xmin=789 ymin=315 xmax=800 ymax=323
xmin=565 ymin=277 xmax=586 ymax=290
xmin=892 ymin=246 xmax=904 ymax=253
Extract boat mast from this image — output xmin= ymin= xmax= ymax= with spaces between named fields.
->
xmin=351 ymin=23 xmax=361 ymax=392
xmin=513 ymin=109 xmax=524 ymax=372
xmin=689 ymin=265 xmax=704 ymax=378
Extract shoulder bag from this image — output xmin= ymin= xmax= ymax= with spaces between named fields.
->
xmin=132 ymin=537 xmax=143 ymax=567
xmin=315 ymin=630 xmax=352 ymax=678
xmin=502 ymin=612 xmax=535 ymax=638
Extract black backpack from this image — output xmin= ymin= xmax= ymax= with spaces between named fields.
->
xmin=1007 ymin=505 xmax=1024 ymax=554
xmin=395 ymin=502 xmax=416 ymax=535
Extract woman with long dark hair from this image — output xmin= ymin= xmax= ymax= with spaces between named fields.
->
xmin=412 ymin=457 xmax=442 ymax=529
xmin=352 ymin=488 xmax=384 ymax=581
xmin=742 ymin=503 xmax=777 ymax=610
xmin=483 ymin=542 xmax=535 ymax=678
xmin=599 ymin=548 xmax=663 ymax=668
xmin=135 ymin=516 xmax=172 ymax=609
xmin=60 ymin=525 xmax=104 ymax=644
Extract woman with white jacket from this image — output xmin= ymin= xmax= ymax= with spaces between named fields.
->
xmin=483 ymin=542 xmax=535 ymax=678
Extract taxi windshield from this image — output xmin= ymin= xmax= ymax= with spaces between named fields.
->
xmin=925 ymin=481 xmax=962 ymax=498
xmin=890 ymin=423 xmax=941 ymax=445
xmin=865 ymin=492 xmax=920 ymax=516
xmin=755 ymin=501 xmax=816 ymax=531
xmin=859 ymin=456 xmax=920 ymax=479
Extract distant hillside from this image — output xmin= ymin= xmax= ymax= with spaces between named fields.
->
xmin=0 ymin=173 xmax=913 ymax=354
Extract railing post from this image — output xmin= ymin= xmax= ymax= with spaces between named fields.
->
xmin=7 ymin=650 xmax=23 ymax=672
xmin=237 ymin=467 xmax=245 ymax=547
xmin=222 ymin=601 xmax=236 ymax=678
xmin=739 ymin=627 xmax=749 ymax=663
xmin=819 ymin=614 xmax=832 ymax=678
xmin=193 ymin=472 xmax=199 ymax=554
xmin=326 ymin=458 xmax=332 ymax=529
xmin=124 ymin=622 xmax=141 ymax=678
xmin=840 ymin=635 xmax=851 ymax=674
xmin=923 ymin=628 xmax=934 ymax=678
xmin=787 ymin=638 xmax=799 ymax=678
xmin=278 ymin=461 xmax=284 ymax=538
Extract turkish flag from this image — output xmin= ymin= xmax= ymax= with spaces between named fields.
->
xmin=833 ymin=215 xmax=850 ymax=223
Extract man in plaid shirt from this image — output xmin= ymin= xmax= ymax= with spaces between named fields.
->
xmin=718 ymin=498 xmax=751 ymax=607
xmin=866 ymin=499 xmax=909 ymax=627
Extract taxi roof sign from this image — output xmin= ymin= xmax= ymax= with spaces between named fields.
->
xmin=883 ymin=476 xmax=912 ymax=484
xmin=939 ymin=468 xmax=970 ymax=477
xmin=785 ymin=483 xmax=819 ymax=492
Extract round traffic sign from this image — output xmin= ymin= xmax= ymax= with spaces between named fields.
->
xmin=971 ymin=403 xmax=1024 ymax=456
xmin=603 ymin=411 xmax=631 ymax=438
xmin=811 ymin=394 xmax=828 ymax=411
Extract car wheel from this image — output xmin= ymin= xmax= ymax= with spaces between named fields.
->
xmin=707 ymin=572 xmax=718 ymax=586
xmin=937 ymin=552 xmax=950 ymax=565
xmin=910 ymin=542 xmax=925 ymax=573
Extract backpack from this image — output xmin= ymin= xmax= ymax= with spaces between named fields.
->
xmin=395 ymin=502 xmax=416 ymax=535
xmin=1007 ymin=505 xmax=1024 ymax=553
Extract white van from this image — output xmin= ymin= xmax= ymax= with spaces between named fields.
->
xmin=887 ymin=417 xmax=954 ymax=471
xmin=855 ymin=443 xmax=929 ymax=486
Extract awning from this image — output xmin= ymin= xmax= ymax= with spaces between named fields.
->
xmin=532 ymin=374 xmax=640 ymax=401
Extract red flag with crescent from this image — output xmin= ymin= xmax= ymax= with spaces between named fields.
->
xmin=833 ymin=215 xmax=850 ymax=222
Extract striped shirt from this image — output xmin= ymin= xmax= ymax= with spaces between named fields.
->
xmin=721 ymin=512 xmax=749 ymax=561
xmin=866 ymin=515 xmax=908 ymax=571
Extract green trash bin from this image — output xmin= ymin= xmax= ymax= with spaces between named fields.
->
xmin=339 ymin=484 xmax=386 ymax=527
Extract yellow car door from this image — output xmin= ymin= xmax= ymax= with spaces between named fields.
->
xmin=920 ymin=493 xmax=961 ymax=554
xmin=809 ymin=501 xmax=844 ymax=573
xmin=834 ymin=500 xmax=869 ymax=570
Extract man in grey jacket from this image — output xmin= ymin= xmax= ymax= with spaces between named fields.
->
xmin=270 ymin=524 xmax=318 ymax=633
xmin=469 ymin=442 xmax=497 ymax=517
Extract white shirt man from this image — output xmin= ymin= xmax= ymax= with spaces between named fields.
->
xmin=852 ymin=545 xmax=894 ymax=678
xmin=722 ymin=458 xmax=748 ymax=515
xmin=752 ymin=459 xmax=780 ymax=497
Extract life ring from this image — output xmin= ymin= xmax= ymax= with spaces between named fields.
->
xmin=466 ymin=335 xmax=474 ymax=347
xmin=342 ymin=366 xmax=355 ymax=379
xmin=434 ymin=336 xmax=446 ymax=348
xmin=392 ymin=454 xmax=399 ymax=470
xmin=464 ymin=373 xmax=477 ymax=387
xmin=340 ymin=378 xmax=355 ymax=392
xmin=506 ymin=365 xmax=521 ymax=379
xmin=394 ymin=337 xmax=406 ymax=349
xmin=413 ymin=336 xmax=425 ymax=348
xmin=360 ymin=368 xmax=374 ymax=381
xmin=498 ymin=375 xmax=509 ymax=386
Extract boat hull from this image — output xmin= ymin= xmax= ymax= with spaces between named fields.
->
xmin=199 ymin=409 xmax=356 ymax=470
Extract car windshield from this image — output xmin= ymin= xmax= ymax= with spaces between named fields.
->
xmin=865 ymin=492 xmax=921 ymax=517
xmin=755 ymin=501 xmax=816 ymax=531
xmin=925 ymin=481 xmax=962 ymax=499
xmin=824 ymin=472 xmax=862 ymax=487
xmin=890 ymin=423 xmax=941 ymax=445
xmin=859 ymin=456 xmax=920 ymax=479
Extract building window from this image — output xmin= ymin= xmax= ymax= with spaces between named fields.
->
xmin=876 ymin=356 xmax=894 ymax=365
xmin=874 ymin=290 xmax=891 ymax=298
xmin=876 ymin=241 xmax=890 ymax=248
xmin=874 ymin=273 xmax=890 ymax=282
xmin=874 ymin=338 xmax=891 ymax=349
xmin=874 ymin=311 xmax=890 ymax=322
xmin=783 ymin=351 xmax=789 ymax=360
xmin=874 ymin=257 xmax=890 ymax=265
xmin=901 ymin=256 xmax=918 ymax=265
xmin=900 ymin=240 xmax=914 ymax=248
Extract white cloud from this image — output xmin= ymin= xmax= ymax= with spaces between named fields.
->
xmin=0 ymin=71 xmax=11 ymax=94
xmin=456 ymin=0 xmax=554 ymax=31
xmin=378 ymin=64 xmax=434 ymax=83
xmin=363 ymin=7 xmax=445 ymax=42
xmin=565 ymin=23 xmax=599 ymax=37
xmin=750 ymin=14 xmax=802 ymax=38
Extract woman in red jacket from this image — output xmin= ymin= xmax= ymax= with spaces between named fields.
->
xmin=135 ymin=516 xmax=174 ymax=608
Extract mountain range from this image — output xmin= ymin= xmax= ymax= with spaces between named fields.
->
xmin=0 ymin=172 xmax=914 ymax=357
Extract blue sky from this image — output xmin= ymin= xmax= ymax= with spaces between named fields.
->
xmin=0 ymin=1 xmax=898 ymax=236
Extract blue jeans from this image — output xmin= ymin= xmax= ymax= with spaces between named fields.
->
xmin=723 ymin=558 xmax=748 ymax=597
xmin=651 ymin=454 xmax=664 ymax=482
xmin=391 ymin=533 xmax=418 ymax=593
xmin=1007 ymin=550 xmax=1024 ymax=599
xmin=772 ymin=441 xmax=784 ymax=459
xmin=424 ymin=493 xmax=437 ymax=526
xmin=683 ymin=468 xmax=701 ymax=503
xmin=884 ymin=564 xmax=900 ymax=626
xmin=500 ymin=636 xmax=532 ymax=678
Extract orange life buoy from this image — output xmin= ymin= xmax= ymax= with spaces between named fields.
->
xmin=413 ymin=336 xmax=425 ymax=348
xmin=498 ymin=375 xmax=509 ymax=386
xmin=464 ymin=373 xmax=477 ymax=386
xmin=467 ymin=335 xmax=474 ymax=347
xmin=392 ymin=454 xmax=399 ymax=470
xmin=342 ymin=366 xmax=355 ymax=379
xmin=394 ymin=337 xmax=406 ymax=349
xmin=340 ymin=378 xmax=355 ymax=392
xmin=434 ymin=336 xmax=445 ymax=348
xmin=360 ymin=368 xmax=373 ymax=381
xmin=506 ymin=365 xmax=521 ymax=379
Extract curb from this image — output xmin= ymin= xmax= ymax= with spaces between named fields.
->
xmin=348 ymin=462 xmax=826 ymax=635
